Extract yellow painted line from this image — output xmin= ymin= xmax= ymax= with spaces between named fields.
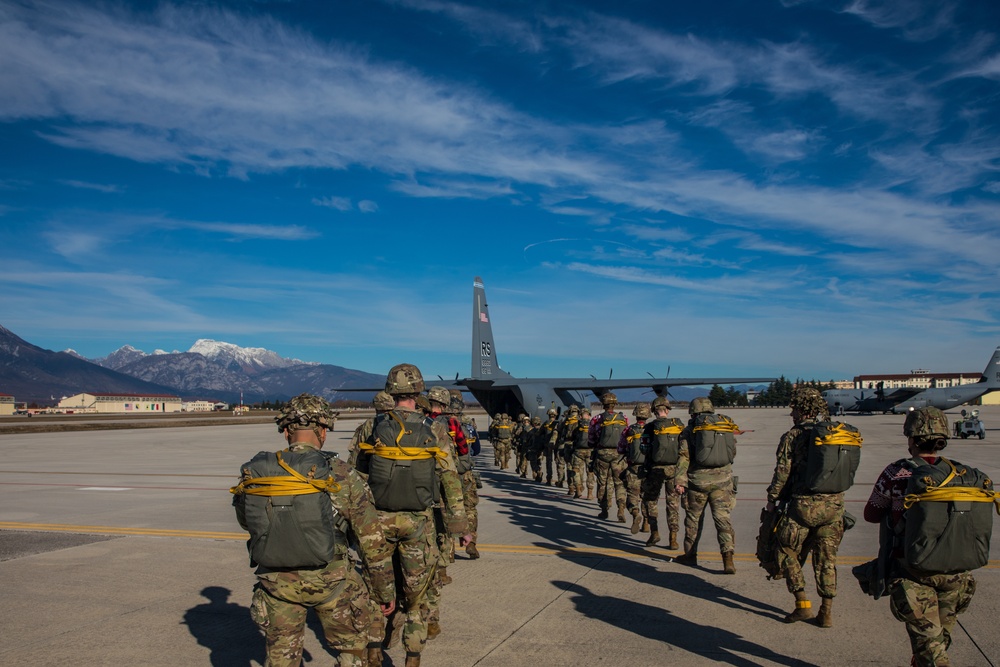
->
xmin=1 ymin=523 xmax=998 ymax=569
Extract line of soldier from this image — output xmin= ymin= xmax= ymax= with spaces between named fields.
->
xmin=232 ymin=363 xmax=482 ymax=667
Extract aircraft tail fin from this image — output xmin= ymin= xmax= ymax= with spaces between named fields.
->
xmin=472 ymin=277 xmax=512 ymax=381
xmin=983 ymin=346 xmax=1000 ymax=387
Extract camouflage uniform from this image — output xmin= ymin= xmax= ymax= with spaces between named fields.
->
xmin=618 ymin=416 xmax=647 ymax=528
xmin=239 ymin=442 xmax=395 ymax=667
xmin=641 ymin=410 xmax=689 ymax=547
xmin=492 ymin=414 xmax=514 ymax=469
xmin=540 ymin=412 xmax=559 ymax=485
xmin=570 ymin=409 xmax=594 ymax=498
xmin=590 ymin=400 xmax=629 ymax=520
xmin=678 ymin=400 xmax=737 ymax=559
xmin=553 ymin=410 xmax=576 ymax=489
xmin=347 ymin=391 xmax=394 ymax=473
xmin=766 ymin=420 xmax=845 ymax=600
xmin=516 ymin=418 xmax=533 ymax=478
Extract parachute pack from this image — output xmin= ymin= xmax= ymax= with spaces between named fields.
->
xmin=596 ymin=412 xmax=627 ymax=449
xmin=645 ymin=417 xmax=684 ymax=466
xmin=624 ymin=424 xmax=645 ymax=465
xmin=363 ymin=410 xmax=444 ymax=512
xmin=903 ymin=457 xmax=1000 ymax=574
xmin=801 ymin=421 xmax=863 ymax=494
xmin=691 ymin=413 xmax=738 ymax=468
xmin=231 ymin=448 xmax=345 ymax=569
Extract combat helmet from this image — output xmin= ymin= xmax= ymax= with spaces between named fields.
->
xmin=373 ymin=390 xmax=395 ymax=412
xmin=385 ymin=363 xmax=424 ymax=396
xmin=633 ymin=402 xmax=652 ymax=420
xmin=427 ymin=386 xmax=451 ymax=408
xmin=567 ymin=404 xmax=580 ymax=414
xmin=904 ymin=406 xmax=950 ymax=441
xmin=275 ymin=393 xmax=338 ymax=433
xmin=688 ymin=397 xmax=714 ymax=415
xmin=789 ymin=387 xmax=829 ymax=419
xmin=547 ymin=408 xmax=558 ymax=417
xmin=530 ymin=416 xmax=542 ymax=426
xmin=415 ymin=394 xmax=432 ymax=413
xmin=448 ymin=389 xmax=464 ymax=414
xmin=600 ymin=392 xmax=618 ymax=407
xmin=651 ymin=396 xmax=671 ymax=411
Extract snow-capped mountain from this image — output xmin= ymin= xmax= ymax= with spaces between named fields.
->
xmin=187 ymin=339 xmax=313 ymax=375
xmin=94 ymin=345 xmax=151 ymax=371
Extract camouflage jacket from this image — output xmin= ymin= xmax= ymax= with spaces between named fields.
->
xmin=428 ymin=417 xmax=469 ymax=536
xmin=256 ymin=443 xmax=396 ymax=605
xmin=347 ymin=416 xmax=376 ymax=471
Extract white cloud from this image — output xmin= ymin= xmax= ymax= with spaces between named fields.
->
xmin=357 ymin=200 xmax=379 ymax=213
xmin=58 ymin=179 xmax=123 ymax=193
xmin=312 ymin=196 xmax=352 ymax=211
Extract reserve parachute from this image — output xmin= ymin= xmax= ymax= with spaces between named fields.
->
xmin=691 ymin=413 xmax=738 ymax=467
xmin=802 ymin=421 xmax=863 ymax=494
xmin=645 ymin=417 xmax=684 ymax=465
xmin=362 ymin=410 xmax=445 ymax=512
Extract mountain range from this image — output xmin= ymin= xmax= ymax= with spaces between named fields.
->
xmin=0 ymin=325 xmax=382 ymax=405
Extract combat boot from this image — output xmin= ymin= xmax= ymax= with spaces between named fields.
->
xmin=404 ymin=652 xmax=421 ymax=667
xmin=816 ymin=597 xmax=833 ymax=628
xmin=427 ymin=622 xmax=441 ymax=640
xmin=645 ymin=530 xmax=660 ymax=547
xmin=783 ymin=591 xmax=814 ymax=623
xmin=668 ymin=531 xmax=679 ymax=550
xmin=617 ymin=507 xmax=627 ymax=523
xmin=722 ymin=551 xmax=736 ymax=575
xmin=438 ymin=568 xmax=453 ymax=585
xmin=366 ymin=646 xmax=383 ymax=667
xmin=630 ymin=510 xmax=642 ymax=535
xmin=466 ymin=542 xmax=480 ymax=560
xmin=574 ymin=490 xmax=582 ymax=499
xmin=597 ymin=507 xmax=609 ymax=520
xmin=673 ymin=551 xmax=698 ymax=566
xmin=556 ymin=480 xmax=563 ymax=488
xmin=640 ymin=518 xmax=649 ymax=533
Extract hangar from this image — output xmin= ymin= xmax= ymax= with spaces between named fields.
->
xmin=0 ymin=393 xmax=13 ymax=416
xmin=57 ymin=393 xmax=182 ymax=414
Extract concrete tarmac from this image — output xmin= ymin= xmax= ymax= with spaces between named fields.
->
xmin=1 ymin=406 xmax=999 ymax=666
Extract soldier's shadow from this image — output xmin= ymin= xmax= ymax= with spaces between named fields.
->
xmin=182 ymin=586 xmax=268 ymax=667
xmin=553 ymin=579 xmax=819 ymax=667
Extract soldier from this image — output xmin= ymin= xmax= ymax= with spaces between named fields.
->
xmin=516 ymin=415 xmax=533 ymax=478
xmin=527 ymin=415 xmax=545 ymax=483
xmin=347 ymin=390 xmax=395 ymax=472
xmin=232 ymin=394 xmax=395 ymax=667
xmin=570 ymin=407 xmax=595 ymax=499
xmin=589 ymin=392 xmax=629 ymax=522
xmin=354 ymin=365 xmax=469 ymax=667
xmin=559 ymin=406 xmax=582 ymax=495
xmin=674 ymin=397 xmax=739 ymax=574
xmin=540 ymin=407 xmax=560 ymax=485
xmin=864 ymin=407 xmax=981 ymax=667
xmin=448 ymin=390 xmax=480 ymax=560
xmin=492 ymin=413 xmax=514 ymax=470
xmin=640 ymin=396 xmax=687 ymax=549
xmin=765 ymin=387 xmax=848 ymax=626
xmin=619 ymin=402 xmax=651 ymax=534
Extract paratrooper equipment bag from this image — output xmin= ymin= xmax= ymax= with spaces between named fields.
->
xmin=596 ymin=412 xmax=627 ymax=449
xmin=573 ymin=420 xmax=591 ymax=450
xmin=624 ymin=424 xmax=645 ymax=465
xmin=802 ymin=421 xmax=863 ymax=494
xmin=646 ymin=417 xmax=684 ymax=465
xmin=903 ymin=456 xmax=1000 ymax=574
xmin=691 ymin=413 xmax=738 ymax=468
xmin=231 ymin=448 xmax=345 ymax=569
xmin=365 ymin=410 xmax=443 ymax=512
xmin=756 ymin=505 xmax=784 ymax=580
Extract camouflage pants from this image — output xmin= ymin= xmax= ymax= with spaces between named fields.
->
xmin=516 ymin=448 xmax=528 ymax=476
xmin=251 ymin=561 xmax=371 ymax=667
xmin=594 ymin=450 xmax=626 ymax=512
xmin=378 ymin=508 xmax=438 ymax=655
xmin=494 ymin=440 xmax=511 ymax=469
xmin=570 ymin=449 xmax=595 ymax=495
xmin=529 ymin=449 xmax=543 ymax=482
xmin=622 ymin=465 xmax=643 ymax=516
xmin=776 ymin=494 xmax=844 ymax=598
xmin=553 ymin=446 xmax=567 ymax=485
xmin=641 ymin=465 xmax=681 ymax=533
xmin=889 ymin=569 xmax=976 ymax=667
xmin=684 ymin=471 xmax=735 ymax=554
xmin=461 ymin=470 xmax=479 ymax=543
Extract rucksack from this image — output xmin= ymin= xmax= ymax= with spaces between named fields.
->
xmin=691 ymin=413 xmax=738 ymax=468
xmin=644 ymin=417 xmax=684 ymax=466
xmin=232 ymin=447 xmax=346 ymax=569
xmin=596 ymin=412 xmax=627 ymax=449
xmin=903 ymin=457 xmax=1000 ymax=574
xmin=365 ymin=410 xmax=442 ymax=512
xmin=756 ymin=506 xmax=785 ymax=580
xmin=623 ymin=423 xmax=645 ymax=465
xmin=801 ymin=421 xmax=863 ymax=494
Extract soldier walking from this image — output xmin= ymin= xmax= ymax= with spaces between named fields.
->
xmin=589 ymin=392 xmax=629 ymax=522
xmin=640 ymin=396 xmax=687 ymax=549
xmin=570 ymin=407 xmax=595 ymax=499
xmin=620 ymin=403 xmax=651 ymax=534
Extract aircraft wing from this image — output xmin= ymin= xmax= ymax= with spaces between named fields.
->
xmin=879 ymin=387 xmax=924 ymax=401
xmin=494 ymin=377 xmax=776 ymax=392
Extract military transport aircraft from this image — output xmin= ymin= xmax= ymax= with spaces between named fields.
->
xmin=822 ymin=346 xmax=1000 ymax=414
xmin=398 ymin=277 xmax=775 ymax=419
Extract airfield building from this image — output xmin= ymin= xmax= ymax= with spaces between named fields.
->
xmin=0 ymin=393 xmax=14 ymax=416
xmin=57 ymin=393 xmax=182 ymax=414
xmin=853 ymin=369 xmax=982 ymax=391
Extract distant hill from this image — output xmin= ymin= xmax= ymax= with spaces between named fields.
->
xmin=0 ymin=325 xmax=183 ymax=404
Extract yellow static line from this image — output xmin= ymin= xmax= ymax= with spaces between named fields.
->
xmin=0 ymin=523 xmax=998 ymax=569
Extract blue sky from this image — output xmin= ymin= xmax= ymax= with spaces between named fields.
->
xmin=2 ymin=0 xmax=999 ymax=382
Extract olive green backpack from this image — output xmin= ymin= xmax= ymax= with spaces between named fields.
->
xmin=802 ymin=421 xmax=863 ymax=494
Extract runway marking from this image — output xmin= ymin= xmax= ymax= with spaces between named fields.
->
xmin=78 ymin=487 xmax=132 ymax=491
xmin=0 ymin=522 xmax=998 ymax=569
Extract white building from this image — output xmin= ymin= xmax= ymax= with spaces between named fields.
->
xmin=57 ymin=393 xmax=182 ymax=414
xmin=0 ymin=393 xmax=14 ymax=416
xmin=182 ymin=400 xmax=219 ymax=412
